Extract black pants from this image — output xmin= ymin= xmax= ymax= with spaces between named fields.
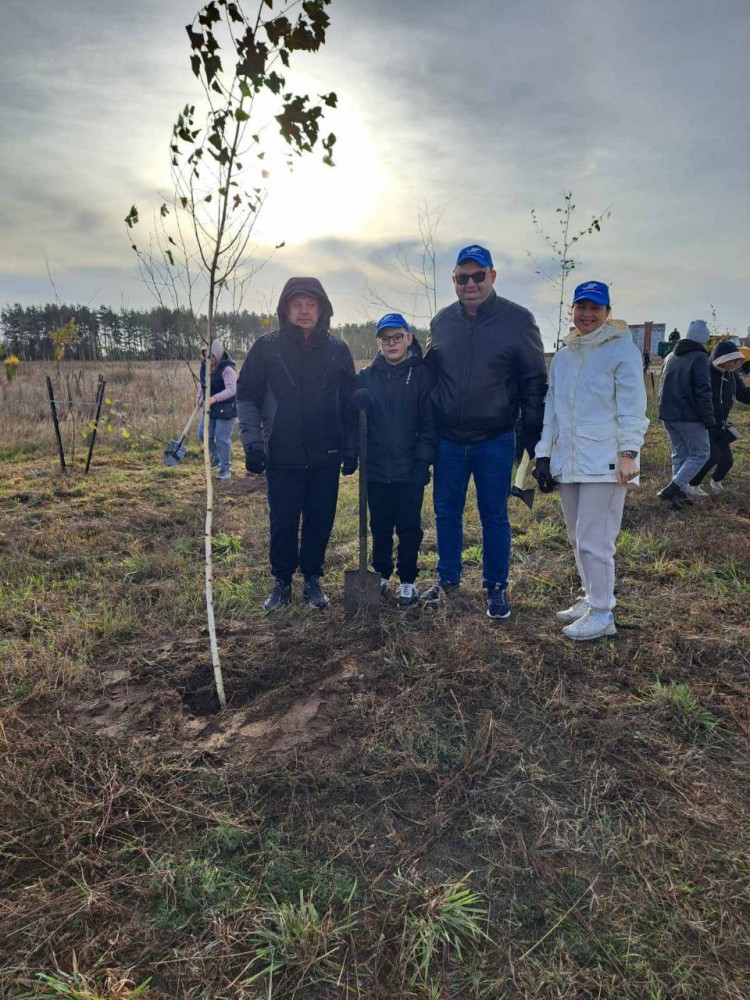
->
xmin=690 ymin=429 xmax=734 ymax=485
xmin=267 ymin=465 xmax=340 ymax=583
xmin=368 ymin=481 xmax=425 ymax=583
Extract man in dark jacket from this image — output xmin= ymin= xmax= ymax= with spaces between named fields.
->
xmin=237 ymin=278 xmax=357 ymax=611
xmin=357 ymin=313 xmax=437 ymax=607
xmin=422 ymin=244 xmax=547 ymax=619
xmin=657 ymin=319 xmax=715 ymax=506
xmin=688 ymin=339 xmax=750 ymax=494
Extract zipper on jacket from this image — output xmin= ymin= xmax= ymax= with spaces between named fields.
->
xmin=459 ymin=320 xmax=473 ymax=427
xmin=277 ymin=351 xmax=296 ymax=388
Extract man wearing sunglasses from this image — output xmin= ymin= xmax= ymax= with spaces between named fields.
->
xmin=423 ymin=244 xmax=547 ymax=619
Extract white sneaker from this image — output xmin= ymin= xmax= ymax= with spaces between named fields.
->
xmin=562 ymin=609 xmax=616 ymax=641
xmin=710 ymin=480 xmax=724 ymax=494
xmin=686 ymin=484 xmax=708 ymax=497
xmin=398 ymin=583 xmax=419 ymax=607
xmin=556 ymin=597 xmax=589 ymax=623
xmin=380 ymin=577 xmax=390 ymax=597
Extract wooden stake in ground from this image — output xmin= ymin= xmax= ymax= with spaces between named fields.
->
xmin=84 ymin=375 xmax=106 ymax=476
xmin=45 ymin=375 xmax=66 ymax=473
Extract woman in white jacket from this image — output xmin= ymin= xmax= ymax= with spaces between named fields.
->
xmin=533 ymin=281 xmax=649 ymax=641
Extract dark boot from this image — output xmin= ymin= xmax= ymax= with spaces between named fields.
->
xmin=263 ymin=578 xmax=291 ymax=612
xmin=303 ymin=576 xmax=330 ymax=610
xmin=657 ymin=481 xmax=686 ymax=503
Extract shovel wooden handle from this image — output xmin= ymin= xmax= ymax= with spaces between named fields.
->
xmin=175 ymin=400 xmax=203 ymax=449
xmin=358 ymin=408 xmax=369 ymax=575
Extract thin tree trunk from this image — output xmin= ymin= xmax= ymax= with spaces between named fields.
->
xmin=202 ymin=316 xmax=227 ymax=711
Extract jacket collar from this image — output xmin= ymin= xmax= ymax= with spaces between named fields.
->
xmin=674 ymin=339 xmax=708 ymax=356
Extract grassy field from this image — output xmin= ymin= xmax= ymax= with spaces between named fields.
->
xmin=1 ymin=361 xmax=749 ymax=999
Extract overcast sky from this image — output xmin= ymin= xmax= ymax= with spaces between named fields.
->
xmin=1 ymin=0 xmax=748 ymax=347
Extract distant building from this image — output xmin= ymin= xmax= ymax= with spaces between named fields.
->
xmin=629 ymin=322 xmax=666 ymax=354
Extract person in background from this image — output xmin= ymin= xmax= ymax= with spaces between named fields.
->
xmin=236 ymin=278 xmax=357 ymax=612
xmin=533 ymin=281 xmax=648 ymax=641
xmin=196 ymin=339 xmax=237 ymax=480
xmin=642 ymin=349 xmax=651 ymax=376
xmin=656 ymin=320 xmax=715 ymax=507
xmin=687 ymin=339 xmax=750 ymax=495
xmin=423 ymin=244 xmax=547 ymax=620
xmin=356 ymin=313 xmax=436 ymax=607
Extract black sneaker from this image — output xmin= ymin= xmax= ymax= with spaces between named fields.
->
xmin=486 ymin=584 xmax=511 ymax=620
xmin=303 ymin=576 xmax=330 ymax=610
xmin=419 ymin=580 xmax=459 ymax=604
xmin=263 ymin=578 xmax=291 ymax=612
xmin=657 ymin=481 xmax=686 ymax=503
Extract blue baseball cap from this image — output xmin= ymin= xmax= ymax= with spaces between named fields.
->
xmin=455 ymin=244 xmax=493 ymax=268
xmin=572 ymin=280 xmax=610 ymax=306
xmin=376 ymin=312 xmax=410 ymax=334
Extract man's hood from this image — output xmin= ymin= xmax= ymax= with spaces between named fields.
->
xmin=564 ymin=319 xmax=631 ymax=350
xmin=277 ymin=277 xmax=333 ymax=339
xmin=674 ymin=338 xmax=708 ymax=357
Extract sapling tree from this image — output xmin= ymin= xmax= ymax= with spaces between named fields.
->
xmin=362 ymin=200 xmax=443 ymax=324
xmin=531 ymin=191 xmax=610 ymax=350
xmin=126 ymin=0 xmax=337 ymax=709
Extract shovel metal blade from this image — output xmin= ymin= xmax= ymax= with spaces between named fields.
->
xmin=163 ymin=441 xmax=187 ymax=467
xmin=344 ymin=568 xmax=382 ymax=619
xmin=511 ymin=485 xmax=535 ymax=510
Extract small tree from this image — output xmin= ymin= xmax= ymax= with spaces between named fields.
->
xmin=362 ymin=199 xmax=443 ymax=325
xmin=126 ymin=0 xmax=337 ymax=709
xmin=531 ymin=191 xmax=610 ymax=349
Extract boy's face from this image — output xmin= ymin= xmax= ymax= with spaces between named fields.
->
xmin=377 ymin=327 xmax=412 ymax=365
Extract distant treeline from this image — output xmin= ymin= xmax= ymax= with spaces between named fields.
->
xmin=0 ymin=303 xmax=428 ymax=362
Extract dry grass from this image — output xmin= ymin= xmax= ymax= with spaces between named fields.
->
xmin=0 ymin=361 xmax=749 ymax=999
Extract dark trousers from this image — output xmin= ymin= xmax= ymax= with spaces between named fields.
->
xmin=691 ymin=429 xmax=734 ymax=484
xmin=368 ymin=481 xmax=425 ymax=583
xmin=266 ymin=465 xmax=340 ymax=583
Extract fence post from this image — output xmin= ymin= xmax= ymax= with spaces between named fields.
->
xmin=46 ymin=375 xmax=66 ymax=473
xmin=84 ymin=376 xmax=106 ymax=476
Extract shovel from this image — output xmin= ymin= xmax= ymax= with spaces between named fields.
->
xmin=510 ymin=449 xmax=535 ymax=509
xmin=163 ymin=400 xmax=202 ymax=466
xmin=344 ymin=389 xmax=382 ymax=620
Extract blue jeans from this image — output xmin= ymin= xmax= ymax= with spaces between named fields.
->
xmin=433 ymin=432 xmax=514 ymax=589
xmin=663 ymin=421 xmax=710 ymax=489
xmin=197 ymin=415 xmax=235 ymax=474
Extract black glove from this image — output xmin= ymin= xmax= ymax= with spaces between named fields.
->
xmin=341 ymin=456 xmax=358 ymax=476
xmin=532 ymin=457 xmax=556 ymax=493
xmin=415 ymin=463 xmax=431 ymax=486
xmin=517 ymin=424 xmax=543 ymax=461
xmin=244 ymin=447 xmax=266 ymax=475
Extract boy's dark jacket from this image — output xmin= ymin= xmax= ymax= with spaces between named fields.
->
xmin=236 ymin=278 xmax=357 ymax=468
xmin=356 ymin=339 xmax=437 ymax=482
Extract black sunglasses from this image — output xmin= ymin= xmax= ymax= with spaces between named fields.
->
xmin=377 ymin=332 xmax=406 ymax=345
xmin=454 ymin=270 xmax=489 ymax=286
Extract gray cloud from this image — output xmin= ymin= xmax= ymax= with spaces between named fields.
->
xmin=1 ymin=0 xmax=747 ymax=343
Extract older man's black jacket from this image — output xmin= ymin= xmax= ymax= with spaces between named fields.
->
xmin=425 ymin=290 xmax=547 ymax=447
xmin=356 ymin=339 xmax=437 ymax=482
xmin=236 ymin=278 xmax=357 ymax=468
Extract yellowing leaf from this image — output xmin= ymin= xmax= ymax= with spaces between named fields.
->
xmin=107 ymin=424 xmax=113 ymax=433
xmin=122 ymin=429 xmax=131 ymax=439
xmin=105 ymin=397 xmax=112 ymax=405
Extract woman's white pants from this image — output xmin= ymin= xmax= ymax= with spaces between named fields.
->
xmin=557 ymin=483 xmax=627 ymax=613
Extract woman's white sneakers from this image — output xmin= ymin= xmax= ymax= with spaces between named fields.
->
xmin=710 ymin=479 xmax=724 ymax=494
xmin=556 ymin=597 xmax=589 ymax=624
xmin=562 ymin=608 xmax=616 ymax=641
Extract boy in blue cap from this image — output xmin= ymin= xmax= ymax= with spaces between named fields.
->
xmin=356 ymin=313 xmax=437 ymax=606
